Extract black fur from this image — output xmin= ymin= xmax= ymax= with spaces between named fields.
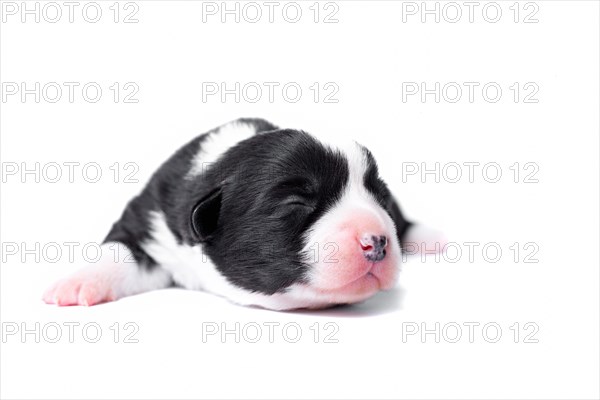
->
xmin=104 ymin=118 xmax=411 ymax=295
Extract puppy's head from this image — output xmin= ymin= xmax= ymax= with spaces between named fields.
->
xmin=189 ymin=129 xmax=401 ymax=309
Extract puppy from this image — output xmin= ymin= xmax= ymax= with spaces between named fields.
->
xmin=43 ymin=118 xmax=438 ymax=310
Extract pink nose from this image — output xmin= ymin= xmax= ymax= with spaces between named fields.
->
xmin=360 ymin=234 xmax=388 ymax=262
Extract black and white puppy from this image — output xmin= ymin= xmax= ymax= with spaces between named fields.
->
xmin=43 ymin=118 xmax=440 ymax=310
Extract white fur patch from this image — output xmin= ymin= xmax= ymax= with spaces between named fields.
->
xmin=142 ymin=210 xmax=276 ymax=306
xmin=187 ymin=120 xmax=257 ymax=178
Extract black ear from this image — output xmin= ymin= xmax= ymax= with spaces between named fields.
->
xmin=385 ymin=194 xmax=413 ymax=245
xmin=191 ymin=188 xmax=223 ymax=242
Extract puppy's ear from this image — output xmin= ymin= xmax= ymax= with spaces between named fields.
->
xmin=385 ymin=194 xmax=412 ymax=244
xmin=191 ymin=188 xmax=222 ymax=242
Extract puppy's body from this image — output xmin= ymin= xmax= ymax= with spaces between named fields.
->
xmin=44 ymin=118 xmax=432 ymax=310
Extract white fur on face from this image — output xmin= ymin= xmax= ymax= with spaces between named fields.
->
xmin=294 ymin=138 xmax=402 ymax=304
xmin=187 ymin=120 xmax=257 ymax=179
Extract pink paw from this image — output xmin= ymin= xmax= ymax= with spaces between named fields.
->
xmin=403 ymin=225 xmax=447 ymax=255
xmin=43 ymin=276 xmax=115 ymax=307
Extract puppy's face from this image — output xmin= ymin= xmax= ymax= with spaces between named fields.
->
xmin=190 ymin=129 xmax=400 ymax=308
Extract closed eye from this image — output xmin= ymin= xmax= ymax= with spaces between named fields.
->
xmin=278 ymin=193 xmax=316 ymax=213
xmin=272 ymin=177 xmax=317 ymax=210
xmin=282 ymin=196 xmax=315 ymax=209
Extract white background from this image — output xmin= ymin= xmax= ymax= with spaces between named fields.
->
xmin=1 ymin=1 xmax=599 ymax=399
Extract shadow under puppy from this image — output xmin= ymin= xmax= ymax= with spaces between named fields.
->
xmin=44 ymin=118 xmax=443 ymax=310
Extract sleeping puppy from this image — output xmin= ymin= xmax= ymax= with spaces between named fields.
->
xmin=43 ymin=118 xmax=440 ymax=310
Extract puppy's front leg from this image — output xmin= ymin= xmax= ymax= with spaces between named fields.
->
xmin=43 ymin=242 xmax=172 ymax=306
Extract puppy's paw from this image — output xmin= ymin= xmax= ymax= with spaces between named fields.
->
xmin=402 ymin=225 xmax=447 ymax=255
xmin=43 ymin=269 xmax=116 ymax=307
